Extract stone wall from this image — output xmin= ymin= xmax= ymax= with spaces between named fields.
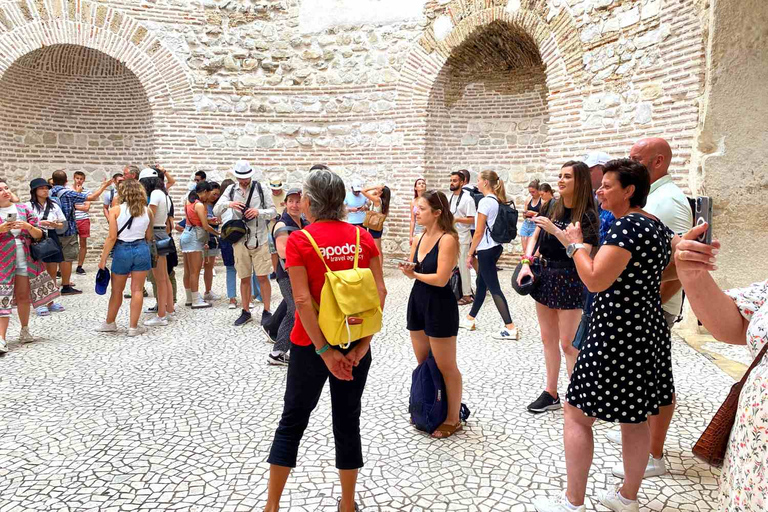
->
xmin=0 ymin=0 xmax=713 ymax=264
xmin=694 ymin=0 xmax=768 ymax=289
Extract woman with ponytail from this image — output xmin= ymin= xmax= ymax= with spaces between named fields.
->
xmin=461 ymin=171 xmax=519 ymax=340
xmin=401 ymin=190 xmax=463 ymax=438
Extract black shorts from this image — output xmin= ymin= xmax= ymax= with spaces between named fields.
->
xmin=406 ymin=284 xmax=459 ymax=338
xmin=367 ymin=228 xmax=383 ymax=239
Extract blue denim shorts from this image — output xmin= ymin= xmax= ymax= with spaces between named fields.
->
xmin=180 ymin=227 xmax=206 ymax=253
xmin=111 ymin=240 xmax=151 ymax=275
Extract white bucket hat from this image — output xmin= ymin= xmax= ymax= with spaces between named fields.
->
xmin=232 ymin=160 xmax=255 ymax=180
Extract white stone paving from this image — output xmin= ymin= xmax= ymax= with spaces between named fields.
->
xmin=0 ymin=267 xmax=730 ymax=511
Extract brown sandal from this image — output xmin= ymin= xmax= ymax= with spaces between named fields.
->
xmin=431 ymin=421 xmax=463 ymax=439
xmin=457 ymin=297 xmax=473 ymax=306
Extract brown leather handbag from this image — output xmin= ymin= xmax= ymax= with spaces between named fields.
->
xmin=363 ymin=210 xmax=386 ymax=231
xmin=693 ymin=342 xmax=768 ymax=466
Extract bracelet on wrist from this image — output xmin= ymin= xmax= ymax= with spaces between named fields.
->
xmin=520 ymin=257 xmax=532 ymax=265
xmin=315 ymin=343 xmax=331 ymax=355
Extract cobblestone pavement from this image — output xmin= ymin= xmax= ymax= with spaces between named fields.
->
xmin=0 ymin=266 xmax=738 ymax=511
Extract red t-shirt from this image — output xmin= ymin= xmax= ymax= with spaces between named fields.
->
xmin=285 ymin=221 xmax=380 ymax=346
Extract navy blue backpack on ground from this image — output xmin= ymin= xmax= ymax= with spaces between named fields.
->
xmin=410 ymin=352 xmax=470 ymax=434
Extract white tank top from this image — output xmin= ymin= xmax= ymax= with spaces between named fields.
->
xmin=116 ymin=203 xmax=150 ymax=242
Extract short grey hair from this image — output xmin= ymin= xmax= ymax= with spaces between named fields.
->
xmin=303 ymin=166 xmax=347 ymax=221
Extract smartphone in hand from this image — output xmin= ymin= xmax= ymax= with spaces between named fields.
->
xmin=6 ymin=212 xmax=17 ymax=224
xmin=694 ymin=196 xmax=713 ymax=245
xmin=392 ymin=258 xmax=416 ymax=268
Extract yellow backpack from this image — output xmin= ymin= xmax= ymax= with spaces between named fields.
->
xmin=301 ymin=228 xmax=382 ymax=349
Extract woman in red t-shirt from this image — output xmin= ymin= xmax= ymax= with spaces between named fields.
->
xmin=264 ymin=166 xmax=386 ymax=512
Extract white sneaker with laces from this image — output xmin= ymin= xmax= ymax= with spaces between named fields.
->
xmin=191 ymin=297 xmax=212 ymax=309
xmin=96 ymin=322 xmax=118 ymax=333
xmin=18 ymin=327 xmax=35 ymax=344
xmin=611 ymin=454 xmax=667 ymax=479
xmin=459 ymin=317 xmax=476 ymax=331
xmin=606 ymin=429 xmax=622 ymax=445
xmin=203 ymin=291 xmax=220 ymax=301
xmin=533 ymin=492 xmax=586 ymax=512
xmin=0 ymin=338 xmax=7 ymax=353
xmin=599 ymin=488 xmax=639 ymax=512
xmin=127 ymin=326 xmax=148 ymax=337
xmin=144 ymin=315 xmax=169 ymax=327
xmin=228 ymin=301 xmax=238 ymax=310
xmin=493 ymin=328 xmax=519 ymax=340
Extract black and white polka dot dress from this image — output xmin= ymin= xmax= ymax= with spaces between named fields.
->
xmin=567 ymin=213 xmax=675 ymax=423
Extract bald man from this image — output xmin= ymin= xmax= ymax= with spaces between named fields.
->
xmin=605 ymin=137 xmax=693 ymax=480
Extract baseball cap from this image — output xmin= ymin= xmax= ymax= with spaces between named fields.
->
xmin=351 ymin=179 xmax=363 ymax=192
xmin=29 ymin=178 xmax=51 ymax=190
xmin=95 ymin=268 xmax=111 ymax=296
xmin=285 ymin=187 xmax=302 ymax=198
xmin=268 ymin=179 xmax=284 ymax=191
xmin=583 ymin=152 xmax=612 ymax=168
xmin=138 ymin=168 xmax=158 ymax=180
xmin=232 ymin=160 xmax=255 ymax=180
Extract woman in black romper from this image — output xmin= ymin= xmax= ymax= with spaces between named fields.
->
xmin=400 ymin=190 xmax=461 ymax=439
xmin=533 ymin=159 xmax=680 ymax=512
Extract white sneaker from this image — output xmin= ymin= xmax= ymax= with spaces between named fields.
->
xmin=459 ymin=317 xmax=476 ymax=331
xmin=493 ymin=328 xmax=519 ymax=340
xmin=612 ymin=454 xmax=667 ymax=479
xmin=191 ymin=297 xmax=212 ymax=309
xmin=533 ymin=492 xmax=586 ymax=512
xmin=0 ymin=338 xmax=6 ymax=353
xmin=96 ymin=322 xmax=118 ymax=333
xmin=606 ymin=429 xmax=622 ymax=445
xmin=599 ymin=488 xmax=639 ymax=512
xmin=228 ymin=301 xmax=238 ymax=310
xmin=143 ymin=315 xmax=169 ymax=327
xmin=127 ymin=326 xmax=148 ymax=337
xmin=18 ymin=327 xmax=35 ymax=344
xmin=203 ymin=291 xmax=220 ymax=301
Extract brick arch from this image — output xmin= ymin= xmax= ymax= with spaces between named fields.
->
xmin=397 ymin=6 xmax=584 ymax=109
xmin=0 ymin=0 xmax=193 ymax=114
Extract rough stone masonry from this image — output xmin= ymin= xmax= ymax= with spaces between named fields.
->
xmin=0 ymin=0 xmax=764 ymax=288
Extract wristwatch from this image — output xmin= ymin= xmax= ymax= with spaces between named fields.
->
xmin=566 ymin=243 xmax=585 ymax=258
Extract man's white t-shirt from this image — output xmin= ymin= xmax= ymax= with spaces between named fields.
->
xmin=449 ymin=190 xmax=476 ymax=245
xmin=74 ymin=188 xmax=91 ymax=221
xmin=476 ymin=195 xmax=500 ymax=251
xmin=149 ymin=190 xmax=170 ymax=228
xmin=644 ymin=174 xmax=694 ymax=316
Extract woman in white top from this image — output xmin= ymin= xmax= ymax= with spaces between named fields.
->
xmin=97 ymin=179 xmax=153 ymax=337
xmin=141 ymin=169 xmax=175 ymax=327
xmin=461 ymin=170 xmax=519 ymax=340
xmin=27 ymin=178 xmax=67 ymax=316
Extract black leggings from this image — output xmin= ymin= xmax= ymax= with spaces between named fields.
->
xmin=469 ymin=245 xmax=513 ymax=325
xmin=268 ymin=342 xmax=372 ymax=470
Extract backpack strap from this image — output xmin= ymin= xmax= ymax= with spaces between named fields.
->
xmin=42 ymin=201 xmax=51 ymax=221
xmin=352 ymin=227 xmax=361 ymax=269
xmin=116 ymin=214 xmax=134 ymax=237
xmin=301 ymin=229 xmax=332 ymax=273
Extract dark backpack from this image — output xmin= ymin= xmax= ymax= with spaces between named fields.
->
xmin=220 ymin=182 xmax=265 ymax=244
xmin=487 ymin=196 xmax=519 ymax=244
xmin=409 ymin=352 xmax=470 ymax=434
xmin=464 ymin=186 xmax=484 ymax=208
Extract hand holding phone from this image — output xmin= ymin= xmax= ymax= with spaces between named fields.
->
xmin=694 ymin=196 xmax=713 ymax=245
xmin=392 ymin=258 xmax=416 ymax=268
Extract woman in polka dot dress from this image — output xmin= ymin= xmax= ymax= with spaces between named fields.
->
xmin=534 ymin=159 xmax=680 ymax=512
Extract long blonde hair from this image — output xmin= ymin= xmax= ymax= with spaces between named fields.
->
xmin=479 ymin=170 xmax=508 ymax=203
xmin=119 ymin=179 xmax=147 ymax=218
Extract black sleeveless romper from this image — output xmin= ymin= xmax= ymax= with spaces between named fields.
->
xmin=406 ymin=234 xmax=460 ymax=338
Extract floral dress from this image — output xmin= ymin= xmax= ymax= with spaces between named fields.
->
xmin=719 ymin=280 xmax=768 ymax=511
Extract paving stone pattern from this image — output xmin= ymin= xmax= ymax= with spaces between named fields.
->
xmin=0 ymin=268 xmax=728 ymax=511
